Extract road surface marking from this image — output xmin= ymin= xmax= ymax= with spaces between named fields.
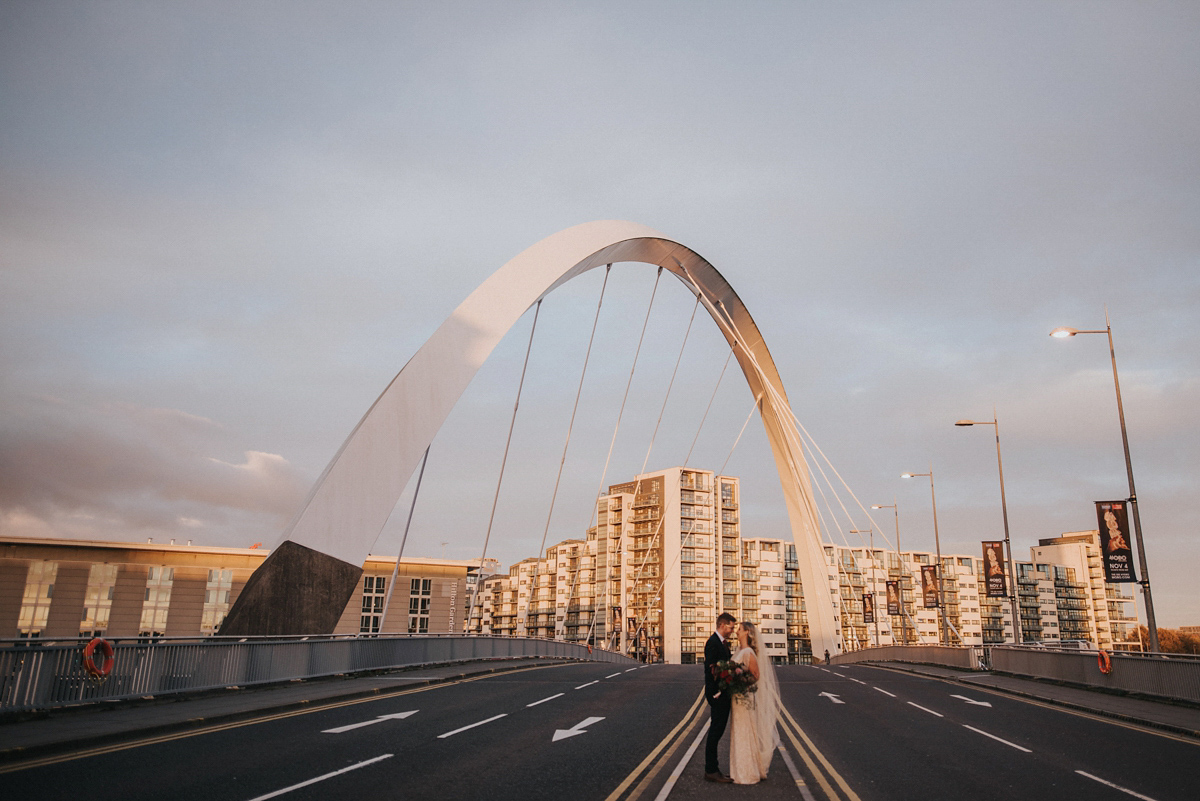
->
xmin=437 ymin=713 xmax=507 ymax=739
xmin=553 ymin=716 xmax=606 ymax=742
xmin=245 ymin=754 xmax=392 ymax=801
xmin=907 ymin=702 xmax=943 ymax=717
xmin=847 ymin=677 xmax=867 ymax=685
xmin=777 ymin=743 xmax=819 ymax=801
xmin=820 ymin=691 xmax=845 ymax=704
xmin=963 ymin=724 xmax=1031 ymax=753
xmin=576 ymin=680 xmax=599 ymax=689
xmin=873 ymin=687 xmax=897 ymax=698
xmin=652 ymin=719 xmax=709 ymax=801
xmin=832 ymin=672 xmax=846 ymax=677
xmin=624 ymin=667 xmax=638 ymax=672
xmin=951 ymin=694 xmax=992 ymax=707
xmin=780 ymin=704 xmax=863 ymax=801
xmin=1076 ymin=771 xmax=1159 ymax=800
xmin=604 ymin=691 xmax=706 ymax=801
xmin=526 ymin=693 xmax=564 ymax=707
xmin=322 ymin=710 xmax=417 ymax=734
xmin=606 ymin=672 xmax=622 ymax=679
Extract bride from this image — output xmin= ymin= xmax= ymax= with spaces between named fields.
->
xmin=728 ymin=621 xmax=781 ymax=785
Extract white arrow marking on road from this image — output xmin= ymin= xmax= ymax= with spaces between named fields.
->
xmin=552 ymin=716 xmax=606 ymax=742
xmin=951 ymin=694 xmax=993 ymax=707
xmin=322 ymin=710 xmax=418 ymax=734
xmin=819 ymin=692 xmax=845 ymax=704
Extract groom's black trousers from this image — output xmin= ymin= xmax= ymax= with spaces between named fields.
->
xmin=705 ymin=694 xmax=732 ymax=774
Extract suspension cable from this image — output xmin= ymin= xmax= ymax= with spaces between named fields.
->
xmin=466 ymin=299 xmax=542 ymax=633
xmin=527 ymin=267 xmax=611 ymax=633
xmin=378 ymin=445 xmax=430 ymax=633
xmin=561 ymin=267 xmax=664 ymax=639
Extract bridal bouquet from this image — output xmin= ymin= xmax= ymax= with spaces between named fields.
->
xmin=711 ymin=659 xmax=757 ymax=697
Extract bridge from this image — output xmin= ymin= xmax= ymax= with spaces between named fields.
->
xmin=3 ymin=223 xmax=1194 ymax=798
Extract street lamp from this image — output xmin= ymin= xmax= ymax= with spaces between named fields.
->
xmin=955 ymin=414 xmax=1021 ymax=644
xmin=901 ymin=467 xmax=949 ymax=646
xmin=1051 ymin=313 xmax=1159 ymax=653
xmin=850 ymin=528 xmax=879 ymax=647
xmin=872 ymin=501 xmax=908 ymax=645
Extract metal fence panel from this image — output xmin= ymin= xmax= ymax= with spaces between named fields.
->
xmin=990 ymin=646 xmax=1200 ymax=704
xmin=830 ymin=645 xmax=979 ymax=670
xmin=0 ymin=635 xmax=637 ymax=713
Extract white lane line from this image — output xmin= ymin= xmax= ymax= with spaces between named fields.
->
xmin=873 ymin=687 xmax=897 ymax=698
xmin=437 ymin=713 xmax=507 ymax=739
xmin=832 ymin=672 xmax=846 ymax=677
xmin=777 ymin=743 xmax=818 ymax=801
xmin=526 ymin=693 xmax=564 ymax=708
xmin=576 ymin=680 xmax=599 ymax=689
xmin=606 ymin=672 xmax=622 ymax=679
xmin=246 ymin=754 xmax=392 ymax=800
xmin=963 ymin=724 xmax=1032 ymax=753
xmin=847 ymin=677 xmax=867 ymax=685
xmin=653 ymin=719 xmax=710 ymax=801
xmin=1076 ymin=771 xmax=1159 ymax=800
xmin=624 ymin=667 xmax=638 ymax=673
xmin=907 ymin=702 xmax=944 ymax=718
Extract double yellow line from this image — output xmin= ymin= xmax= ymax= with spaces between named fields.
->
xmin=605 ymin=691 xmax=708 ymax=801
xmin=778 ymin=704 xmax=861 ymax=801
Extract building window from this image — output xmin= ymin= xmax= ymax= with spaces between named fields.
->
xmin=18 ymin=561 xmax=58 ymax=638
xmin=409 ymin=578 xmax=432 ymax=633
xmin=81 ymin=564 xmax=119 ymax=636
xmin=140 ymin=567 xmax=174 ymax=637
xmin=361 ymin=575 xmax=386 ymax=633
xmin=202 ymin=569 xmax=234 ymax=635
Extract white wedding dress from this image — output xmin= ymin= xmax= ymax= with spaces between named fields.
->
xmin=728 ymin=645 xmax=781 ymax=785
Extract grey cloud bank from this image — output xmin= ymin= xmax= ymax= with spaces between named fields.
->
xmin=1 ymin=2 xmax=1197 ymax=625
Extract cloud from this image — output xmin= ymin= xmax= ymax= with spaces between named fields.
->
xmin=0 ymin=396 xmax=307 ymax=543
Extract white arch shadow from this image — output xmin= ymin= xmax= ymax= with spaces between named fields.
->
xmin=274 ymin=220 xmax=838 ymax=656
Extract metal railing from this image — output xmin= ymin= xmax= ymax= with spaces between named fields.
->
xmin=830 ymin=644 xmax=981 ymax=670
xmin=0 ymin=634 xmax=636 ymax=713
xmin=989 ymin=645 xmax=1200 ymax=704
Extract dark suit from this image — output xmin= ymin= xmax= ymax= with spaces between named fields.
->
xmin=703 ymin=631 xmax=732 ymax=774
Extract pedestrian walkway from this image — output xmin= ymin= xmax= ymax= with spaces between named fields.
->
xmin=860 ymin=661 xmax=1200 ymax=739
xmin=0 ymin=656 xmax=564 ymax=766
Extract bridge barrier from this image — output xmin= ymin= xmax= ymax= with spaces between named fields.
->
xmin=0 ymin=634 xmax=636 ymax=713
xmin=989 ymin=645 xmax=1200 ymax=705
xmin=828 ymin=645 xmax=980 ymax=670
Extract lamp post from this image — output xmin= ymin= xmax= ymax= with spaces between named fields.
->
xmin=850 ymin=528 xmax=879 ymax=647
xmin=955 ymin=414 xmax=1021 ymax=644
xmin=901 ymin=467 xmax=948 ymax=646
xmin=872 ymin=501 xmax=906 ymax=645
xmin=1051 ymin=314 xmax=1159 ymax=653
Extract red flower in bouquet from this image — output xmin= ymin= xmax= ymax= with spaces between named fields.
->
xmin=711 ymin=659 xmax=757 ymax=697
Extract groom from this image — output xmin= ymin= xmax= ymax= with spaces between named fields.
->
xmin=703 ymin=612 xmax=737 ymax=783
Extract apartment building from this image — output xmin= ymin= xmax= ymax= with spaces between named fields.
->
xmin=2 ymin=536 xmax=475 ymax=639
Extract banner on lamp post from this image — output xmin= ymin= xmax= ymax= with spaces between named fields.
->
xmin=1095 ymin=501 xmax=1137 ymax=583
xmin=885 ymin=580 xmax=901 ymax=615
xmin=862 ymin=592 xmax=875 ymax=623
xmin=921 ymin=565 xmax=939 ymax=608
xmin=982 ymin=541 xmax=1007 ymax=597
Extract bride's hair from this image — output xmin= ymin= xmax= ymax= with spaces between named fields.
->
xmin=741 ymin=621 xmax=759 ymax=649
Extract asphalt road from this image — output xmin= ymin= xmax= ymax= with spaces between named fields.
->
xmin=785 ymin=663 xmax=1200 ymax=801
xmin=5 ymin=662 xmax=1198 ymax=801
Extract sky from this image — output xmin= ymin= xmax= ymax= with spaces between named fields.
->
xmin=2 ymin=2 xmax=1197 ymax=627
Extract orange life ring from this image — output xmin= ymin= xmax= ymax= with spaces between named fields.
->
xmin=83 ymin=637 xmax=115 ymax=678
xmin=1097 ymin=650 xmax=1112 ymax=675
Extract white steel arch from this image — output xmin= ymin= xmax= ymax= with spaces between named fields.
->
xmin=270 ymin=220 xmax=838 ymax=655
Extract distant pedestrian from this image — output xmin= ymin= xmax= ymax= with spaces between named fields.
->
xmin=824 ymin=649 xmax=830 ymax=665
